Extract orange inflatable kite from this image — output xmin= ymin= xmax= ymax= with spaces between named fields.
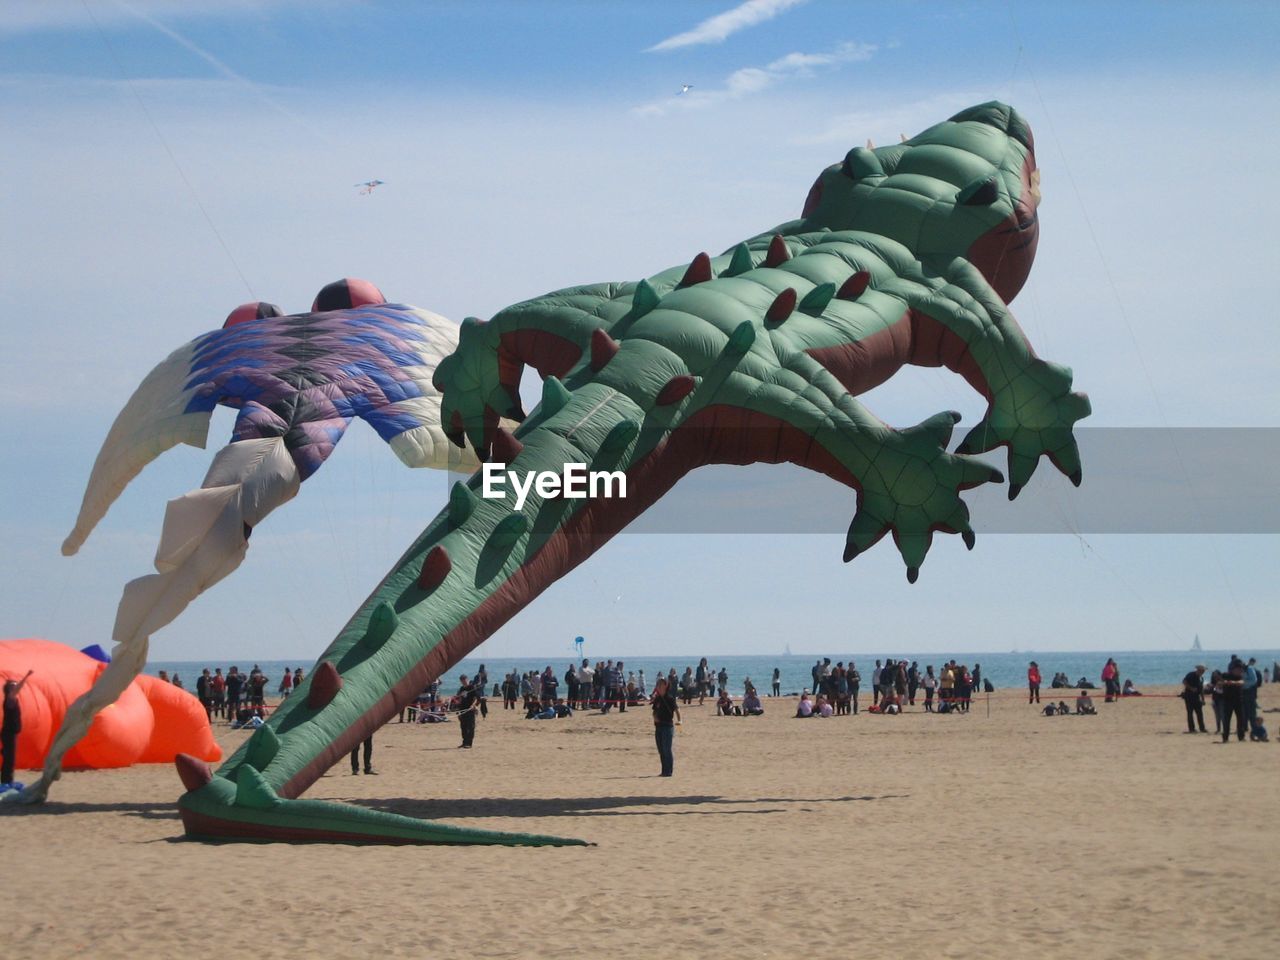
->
xmin=0 ymin=638 xmax=220 ymax=771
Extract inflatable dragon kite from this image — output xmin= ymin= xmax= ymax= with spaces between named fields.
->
xmin=38 ymin=103 xmax=1092 ymax=845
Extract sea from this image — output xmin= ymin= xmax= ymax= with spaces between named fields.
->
xmin=148 ymin=648 xmax=1280 ymax=696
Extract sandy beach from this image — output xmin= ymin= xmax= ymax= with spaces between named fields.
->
xmin=5 ymin=684 xmax=1276 ymax=959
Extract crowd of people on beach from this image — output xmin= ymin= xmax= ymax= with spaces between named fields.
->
xmin=771 ymin=657 xmax=998 ymax=717
xmin=154 ymin=665 xmax=307 ymax=725
xmin=128 ymin=652 xmax=1276 ymax=784
xmin=165 ymin=654 xmax=1276 ymax=736
xmin=1179 ymin=656 xmax=1270 ymax=742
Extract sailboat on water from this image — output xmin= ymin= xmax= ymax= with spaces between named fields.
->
xmin=1190 ymin=634 xmax=1202 ymax=653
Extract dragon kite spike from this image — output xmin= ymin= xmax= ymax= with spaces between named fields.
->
xmin=764 ymin=234 xmax=792 ymax=268
xmin=679 ymin=252 xmax=714 ymax=287
xmin=766 ymin=289 xmax=798 ymax=324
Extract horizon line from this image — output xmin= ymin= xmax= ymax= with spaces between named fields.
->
xmin=146 ymin=646 xmax=1280 ymax=666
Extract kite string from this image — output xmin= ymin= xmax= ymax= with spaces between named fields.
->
xmin=1005 ymin=5 xmax=1253 ymax=646
xmin=81 ymin=0 xmax=255 ymax=299
xmin=1042 ymin=473 xmax=1187 ymax=647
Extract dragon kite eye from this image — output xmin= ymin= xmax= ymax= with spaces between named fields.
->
xmin=311 ymin=278 xmax=387 ymax=313
xmin=223 ymin=302 xmax=283 ymax=328
xmin=958 ymin=176 xmax=999 ymax=206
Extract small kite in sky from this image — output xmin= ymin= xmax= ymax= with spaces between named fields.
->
xmin=678 ymin=84 xmax=693 ymax=95
xmin=356 ymin=179 xmax=385 ymax=194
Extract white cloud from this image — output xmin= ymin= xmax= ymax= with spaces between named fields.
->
xmin=795 ymin=90 xmax=989 ymax=146
xmin=636 ymin=41 xmax=875 ymax=116
xmin=647 ymin=0 xmax=808 ymax=52
xmin=0 ymin=0 xmax=326 ymax=34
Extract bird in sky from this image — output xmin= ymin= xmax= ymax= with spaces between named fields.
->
xmin=678 ymin=84 xmax=693 ymax=95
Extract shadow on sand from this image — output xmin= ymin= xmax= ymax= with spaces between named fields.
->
xmin=0 ymin=799 xmax=179 ymax=821
xmin=353 ymin=793 xmax=907 ymax=820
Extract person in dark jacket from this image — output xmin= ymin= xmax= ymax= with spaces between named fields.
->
xmin=650 ymin=676 xmax=680 ymax=776
xmin=456 ymin=675 xmax=480 ymax=748
xmin=3 ymin=671 xmax=34 ymax=786
xmin=1181 ymin=665 xmax=1207 ymax=734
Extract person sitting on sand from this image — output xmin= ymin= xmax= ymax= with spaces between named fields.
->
xmin=1042 ymin=704 xmax=1059 ymax=717
xmin=1075 ymin=690 xmax=1096 ymax=715
xmin=1076 ymin=677 xmax=1095 ymax=689
xmin=1122 ymin=679 xmax=1142 ymax=696
xmin=1057 ymin=701 xmax=1071 ymax=715
xmin=816 ymin=695 xmax=834 ymax=718
xmin=717 ymin=690 xmax=734 ymax=716
xmin=741 ymin=688 xmax=763 ymax=716
xmin=796 ymin=692 xmax=814 ymax=718
xmin=1249 ymin=716 xmax=1269 ymax=742
xmin=554 ymin=698 xmax=573 ymax=718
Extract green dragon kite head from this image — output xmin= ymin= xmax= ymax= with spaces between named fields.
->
xmin=799 ymin=101 xmax=1040 ymax=302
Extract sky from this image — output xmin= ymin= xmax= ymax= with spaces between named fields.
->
xmin=1 ymin=0 xmax=1277 ymax=662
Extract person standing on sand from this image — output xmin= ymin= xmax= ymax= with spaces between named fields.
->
xmin=456 ymin=674 xmax=480 ymax=748
xmin=225 ymin=666 xmax=244 ymax=721
xmin=576 ymin=660 xmax=593 ymax=711
xmin=848 ymin=662 xmax=861 ymax=714
xmin=211 ymin=668 xmax=226 ymax=719
xmin=922 ymin=665 xmax=937 ymax=712
xmin=1181 ymin=665 xmax=1207 ymax=734
xmin=880 ymin=658 xmax=896 ymax=705
xmin=1219 ymin=658 xmax=1247 ymax=743
xmin=771 ymin=667 xmax=781 ymax=698
xmin=614 ymin=661 xmax=628 ymax=713
xmin=196 ymin=669 xmax=212 ymax=719
xmin=871 ymin=660 xmax=882 ymax=707
xmin=1243 ymin=658 xmax=1260 ymax=727
xmin=939 ymin=661 xmax=954 ymax=709
xmin=1208 ymin=670 xmax=1224 ymax=734
xmin=1102 ymin=658 xmax=1119 ymax=702
xmin=3 ymin=671 xmax=34 ymax=786
xmin=1027 ymin=661 xmax=1041 ymax=704
xmin=650 ymin=676 xmax=680 ymax=777
xmin=350 ymin=735 xmax=374 ymax=775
